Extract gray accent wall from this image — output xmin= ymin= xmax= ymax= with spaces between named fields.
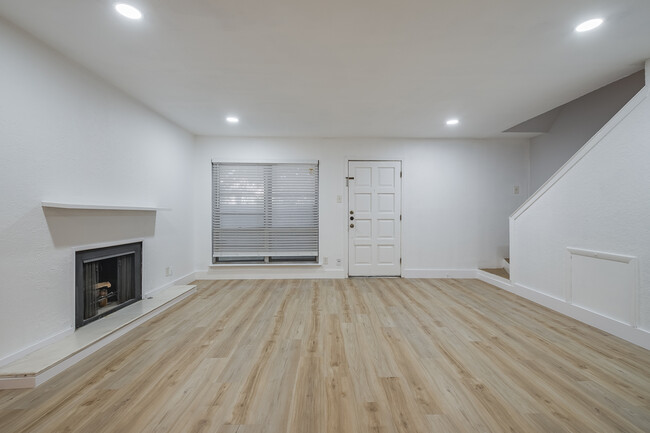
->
xmin=529 ymin=71 xmax=644 ymax=192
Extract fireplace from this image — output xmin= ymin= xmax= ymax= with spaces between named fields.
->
xmin=75 ymin=242 xmax=142 ymax=328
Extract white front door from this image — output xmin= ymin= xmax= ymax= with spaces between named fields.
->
xmin=348 ymin=161 xmax=401 ymax=276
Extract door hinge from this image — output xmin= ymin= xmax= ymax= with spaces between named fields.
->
xmin=400 ymin=258 xmax=402 ymax=264
xmin=400 ymin=214 xmax=402 ymax=221
xmin=400 ymin=171 xmax=402 ymax=178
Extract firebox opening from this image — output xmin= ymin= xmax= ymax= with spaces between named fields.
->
xmin=75 ymin=242 xmax=142 ymax=328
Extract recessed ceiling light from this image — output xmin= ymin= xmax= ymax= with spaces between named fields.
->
xmin=446 ymin=119 xmax=460 ymax=126
xmin=226 ymin=116 xmax=239 ymax=124
xmin=115 ymin=3 xmax=142 ymax=20
xmin=575 ymin=18 xmax=603 ymax=32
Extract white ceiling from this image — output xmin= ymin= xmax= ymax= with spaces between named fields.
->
xmin=1 ymin=0 xmax=649 ymax=138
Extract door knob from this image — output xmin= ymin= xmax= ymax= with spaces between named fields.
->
xmin=350 ymin=223 xmax=354 ymax=228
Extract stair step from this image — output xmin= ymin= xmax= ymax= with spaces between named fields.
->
xmin=502 ymin=258 xmax=510 ymax=274
xmin=479 ymin=268 xmax=510 ymax=280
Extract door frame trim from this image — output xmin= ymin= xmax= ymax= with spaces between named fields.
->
xmin=345 ymin=158 xmax=403 ymax=277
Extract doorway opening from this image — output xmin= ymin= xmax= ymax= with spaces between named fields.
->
xmin=347 ymin=160 xmax=402 ymax=277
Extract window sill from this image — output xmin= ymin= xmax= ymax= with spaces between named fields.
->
xmin=210 ymin=261 xmax=322 ymax=268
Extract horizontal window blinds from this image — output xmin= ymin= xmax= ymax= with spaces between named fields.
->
xmin=212 ymin=162 xmax=319 ymax=258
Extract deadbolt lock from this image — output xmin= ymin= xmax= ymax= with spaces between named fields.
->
xmin=350 ymin=216 xmax=354 ymax=221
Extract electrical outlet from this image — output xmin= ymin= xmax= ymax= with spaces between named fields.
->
xmin=323 ymin=257 xmax=329 ymax=265
xmin=336 ymin=258 xmax=342 ymax=267
xmin=514 ymin=185 xmax=520 ymax=195
xmin=165 ymin=266 xmax=173 ymax=277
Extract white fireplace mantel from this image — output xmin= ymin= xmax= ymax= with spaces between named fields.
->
xmin=41 ymin=201 xmax=170 ymax=212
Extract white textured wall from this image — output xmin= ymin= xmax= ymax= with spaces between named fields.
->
xmin=511 ymin=79 xmax=650 ymax=343
xmin=193 ymin=137 xmax=529 ymax=279
xmin=529 ymin=71 xmax=644 ymax=192
xmin=0 ymin=17 xmax=195 ymax=362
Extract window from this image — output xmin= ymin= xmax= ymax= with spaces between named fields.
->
xmin=212 ymin=162 xmax=319 ymax=263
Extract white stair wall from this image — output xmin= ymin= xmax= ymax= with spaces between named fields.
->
xmin=508 ymin=60 xmax=650 ymax=349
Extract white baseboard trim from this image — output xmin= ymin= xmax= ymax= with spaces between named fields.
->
xmin=402 ymin=269 xmax=477 ymax=279
xmin=144 ymin=271 xmax=198 ymax=296
xmin=475 ymin=270 xmax=512 ymax=292
xmin=0 ymin=327 xmax=74 ymax=369
xmin=195 ymin=268 xmax=347 ymax=280
xmin=486 ymin=279 xmax=650 ymax=351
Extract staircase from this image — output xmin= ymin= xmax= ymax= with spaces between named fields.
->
xmin=479 ymin=258 xmax=510 ymax=281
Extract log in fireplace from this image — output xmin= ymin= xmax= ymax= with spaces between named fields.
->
xmin=75 ymin=242 xmax=142 ymax=328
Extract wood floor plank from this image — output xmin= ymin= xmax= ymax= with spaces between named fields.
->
xmin=380 ymin=377 xmax=430 ymax=433
xmin=380 ymin=327 xmax=442 ymax=415
xmin=288 ymin=356 xmax=324 ymax=433
xmin=1 ymin=278 xmax=649 ymax=433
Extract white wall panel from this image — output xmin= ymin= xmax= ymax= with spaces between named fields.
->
xmin=570 ymin=252 xmax=636 ymax=325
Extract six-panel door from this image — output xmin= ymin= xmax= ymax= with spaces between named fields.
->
xmin=348 ymin=161 xmax=401 ymax=276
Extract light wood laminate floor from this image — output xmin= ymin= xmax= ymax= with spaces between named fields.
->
xmin=1 ymin=278 xmax=649 ymax=432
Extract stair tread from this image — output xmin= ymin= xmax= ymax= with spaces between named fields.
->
xmin=480 ymin=268 xmax=510 ymax=280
